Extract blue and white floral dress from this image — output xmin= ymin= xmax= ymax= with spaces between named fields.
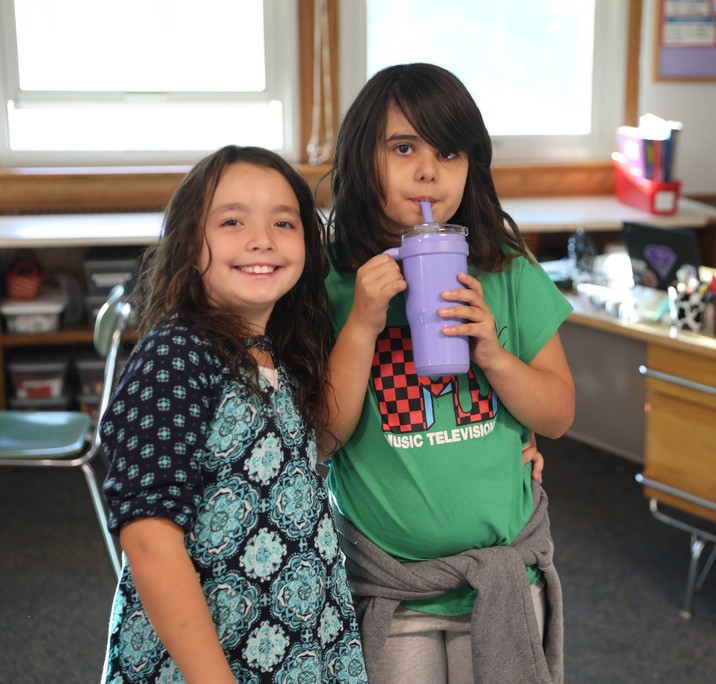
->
xmin=100 ymin=321 xmax=366 ymax=683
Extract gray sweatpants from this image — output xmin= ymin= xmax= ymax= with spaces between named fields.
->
xmin=373 ymin=577 xmax=546 ymax=684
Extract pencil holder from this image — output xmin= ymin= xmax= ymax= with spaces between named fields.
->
xmin=668 ymin=286 xmax=707 ymax=333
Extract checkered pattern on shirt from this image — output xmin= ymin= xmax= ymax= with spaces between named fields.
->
xmin=371 ymin=326 xmax=496 ymax=433
xmin=372 ymin=326 xmax=428 ymax=432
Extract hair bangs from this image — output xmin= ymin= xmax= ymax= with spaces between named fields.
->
xmin=389 ymin=66 xmax=483 ymax=160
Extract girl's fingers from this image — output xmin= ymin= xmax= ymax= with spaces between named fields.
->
xmin=441 ymin=322 xmax=487 ymax=336
xmin=438 ymin=304 xmax=488 ymax=322
xmin=441 ymin=274 xmax=483 ymax=303
xmin=456 ymin=271 xmax=483 ymax=293
xmin=355 ymin=260 xmax=406 ymax=311
xmin=440 ymin=290 xmax=479 ymax=306
xmin=438 ymin=303 xmax=494 ymax=337
xmin=438 ymin=274 xmax=489 ymax=326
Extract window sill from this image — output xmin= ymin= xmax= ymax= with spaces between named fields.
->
xmin=0 ymin=160 xmax=619 ymax=214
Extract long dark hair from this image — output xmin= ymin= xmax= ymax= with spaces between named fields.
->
xmin=134 ymin=145 xmax=331 ymax=434
xmin=324 ymin=63 xmax=529 ymax=273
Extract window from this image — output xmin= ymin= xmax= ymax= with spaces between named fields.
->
xmin=0 ymin=0 xmax=298 ymax=166
xmin=339 ymin=0 xmax=629 ymax=162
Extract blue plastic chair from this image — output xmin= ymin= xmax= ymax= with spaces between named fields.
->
xmin=0 ymin=284 xmax=131 ymax=579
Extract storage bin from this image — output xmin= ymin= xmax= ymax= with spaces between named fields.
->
xmin=83 ymin=294 xmax=107 ymax=328
xmin=75 ymin=353 xmax=105 ymax=397
xmin=612 ymin=154 xmax=681 ymax=215
xmin=83 ymin=247 xmax=141 ymax=295
xmin=84 ymin=292 xmax=137 ymax=329
xmin=1 ymin=287 xmax=67 ymax=334
xmin=77 ymin=394 xmax=100 ymax=424
xmin=7 ymin=352 xmax=70 ymax=399
xmin=8 ymin=394 xmax=72 ymax=411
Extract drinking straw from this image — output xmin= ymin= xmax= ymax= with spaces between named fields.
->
xmin=420 ymin=200 xmax=435 ymax=223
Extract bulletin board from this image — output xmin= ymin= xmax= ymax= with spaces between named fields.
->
xmin=654 ymin=0 xmax=716 ymax=80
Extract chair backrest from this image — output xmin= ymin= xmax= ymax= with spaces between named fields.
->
xmin=89 ymin=284 xmax=132 ymax=455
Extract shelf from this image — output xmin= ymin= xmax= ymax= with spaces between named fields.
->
xmin=1 ymin=326 xmax=95 ymax=347
xmin=1 ymin=201 xmax=715 ymax=410
xmin=0 ymin=212 xmax=163 ymax=248
xmin=1 ymin=327 xmax=139 ymax=348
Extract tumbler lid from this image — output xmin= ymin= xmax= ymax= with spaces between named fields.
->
xmin=401 ymin=223 xmax=468 ymax=240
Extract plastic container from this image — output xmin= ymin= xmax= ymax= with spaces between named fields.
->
xmin=7 ymin=352 xmax=70 ymax=399
xmin=77 ymin=394 xmax=100 ymax=424
xmin=1 ymin=288 xmax=67 ymax=334
xmin=75 ymin=353 xmax=105 ymax=397
xmin=83 ymin=247 xmax=140 ymax=295
xmin=84 ymin=293 xmax=137 ymax=330
xmin=83 ymin=294 xmax=107 ymax=328
xmin=8 ymin=394 xmax=72 ymax=411
xmin=612 ymin=155 xmax=681 ymax=215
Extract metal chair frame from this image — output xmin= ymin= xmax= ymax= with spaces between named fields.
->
xmin=636 ymin=473 xmax=716 ymax=620
xmin=0 ymin=285 xmax=131 ymax=579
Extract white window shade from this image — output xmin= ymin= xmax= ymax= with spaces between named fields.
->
xmin=0 ymin=0 xmax=298 ymax=164
xmin=14 ymin=0 xmax=266 ymax=92
xmin=339 ymin=0 xmax=628 ymax=163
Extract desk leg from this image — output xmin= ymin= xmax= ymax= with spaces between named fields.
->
xmin=680 ymin=535 xmax=705 ymax=620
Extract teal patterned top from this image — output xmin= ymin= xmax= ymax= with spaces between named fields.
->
xmin=100 ymin=321 xmax=366 ymax=683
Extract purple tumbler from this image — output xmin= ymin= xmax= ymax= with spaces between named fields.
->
xmin=386 ymin=220 xmax=470 ymax=376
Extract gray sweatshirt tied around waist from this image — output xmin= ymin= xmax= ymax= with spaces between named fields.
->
xmin=330 ymin=480 xmax=564 ymax=684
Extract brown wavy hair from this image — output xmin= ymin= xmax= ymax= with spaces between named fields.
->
xmin=323 ymin=63 xmax=530 ymax=273
xmin=134 ymin=145 xmax=331 ymax=434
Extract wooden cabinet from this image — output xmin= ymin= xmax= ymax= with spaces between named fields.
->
xmin=641 ymin=344 xmax=716 ymax=523
xmin=560 ymin=320 xmax=647 ymax=461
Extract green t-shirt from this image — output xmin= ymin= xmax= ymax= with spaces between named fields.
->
xmin=326 ymin=254 xmax=573 ymax=615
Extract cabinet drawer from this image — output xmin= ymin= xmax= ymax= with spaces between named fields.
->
xmin=647 ymin=345 xmax=716 ymax=388
xmin=644 ymin=344 xmax=716 ymax=410
xmin=643 ymin=387 xmax=716 ymax=523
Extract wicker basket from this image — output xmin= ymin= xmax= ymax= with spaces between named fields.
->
xmin=7 ymin=260 xmax=44 ymax=301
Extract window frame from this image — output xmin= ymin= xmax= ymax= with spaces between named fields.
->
xmin=0 ymin=0 xmax=299 ymax=166
xmin=339 ymin=0 xmax=630 ymax=163
xmin=0 ymin=0 xmax=644 ymax=214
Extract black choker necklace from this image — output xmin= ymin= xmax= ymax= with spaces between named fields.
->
xmin=245 ymin=334 xmax=272 ymax=352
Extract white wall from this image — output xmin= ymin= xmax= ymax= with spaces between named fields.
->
xmin=639 ymin=0 xmax=716 ymax=195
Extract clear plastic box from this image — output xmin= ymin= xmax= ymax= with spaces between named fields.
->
xmin=77 ymin=394 xmax=100 ymax=424
xmin=75 ymin=353 xmax=105 ymax=397
xmin=7 ymin=352 xmax=70 ymax=399
xmin=83 ymin=247 xmax=140 ymax=295
xmin=8 ymin=394 xmax=72 ymax=410
xmin=1 ymin=288 xmax=67 ymax=334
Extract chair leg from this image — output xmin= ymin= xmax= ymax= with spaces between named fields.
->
xmin=80 ymin=462 xmax=122 ymax=580
xmin=679 ymin=535 xmax=706 ymax=620
xmin=695 ymin=543 xmax=716 ymax=593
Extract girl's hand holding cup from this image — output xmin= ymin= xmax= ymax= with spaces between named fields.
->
xmin=351 ymin=254 xmax=407 ymax=337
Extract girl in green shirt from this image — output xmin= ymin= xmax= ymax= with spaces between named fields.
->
xmin=321 ymin=63 xmax=575 ymax=684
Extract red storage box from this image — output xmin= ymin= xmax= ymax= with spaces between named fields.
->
xmin=612 ymin=155 xmax=681 ymax=215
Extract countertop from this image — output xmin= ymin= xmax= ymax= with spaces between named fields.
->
xmin=1 ymin=195 xmax=716 ymax=248
xmin=564 ymin=288 xmax=716 ymax=358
